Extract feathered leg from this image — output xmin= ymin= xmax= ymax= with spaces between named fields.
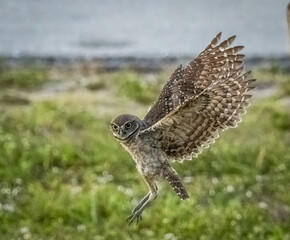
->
xmin=165 ymin=168 xmax=189 ymax=200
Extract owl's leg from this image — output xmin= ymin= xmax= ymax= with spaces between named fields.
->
xmin=131 ymin=192 xmax=150 ymax=213
xmin=165 ymin=167 xmax=189 ymax=200
xmin=126 ymin=176 xmax=158 ymax=225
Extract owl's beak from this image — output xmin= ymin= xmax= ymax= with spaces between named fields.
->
xmin=112 ymin=128 xmax=127 ymax=140
xmin=113 ymin=134 xmax=128 ymax=141
xmin=112 ymin=132 xmax=118 ymax=138
xmin=113 ymin=126 xmax=138 ymax=142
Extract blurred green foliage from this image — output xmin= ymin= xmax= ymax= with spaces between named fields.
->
xmin=116 ymin=70 xmax=162 ymax=104
xmin=253 ymin=64 xmax=290 ymax=96
xmin=0 ymin=64 xmax=48 ymax=89
xmin=0 ymin=64 xmax=290 ymax=240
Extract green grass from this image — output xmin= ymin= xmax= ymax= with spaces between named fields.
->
xmin=115 ymin=70 xmax=163 ymax=104
xmin=0 ymin=64 xmax=290 ymax=239
xmin=0 ymin=64 xmax=48 ymax=89
xmin=253 ymin=64 xmax=290 ymax=96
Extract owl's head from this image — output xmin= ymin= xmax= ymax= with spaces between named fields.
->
xmin=110 ymin=114 xmax=143 ymax=141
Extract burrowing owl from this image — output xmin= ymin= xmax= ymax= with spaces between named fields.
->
xmin=110 ymin=33 xmax=255 ymax=225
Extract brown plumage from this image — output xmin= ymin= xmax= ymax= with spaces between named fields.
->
xmin=110 ymin=33 xmax=255 ymax=225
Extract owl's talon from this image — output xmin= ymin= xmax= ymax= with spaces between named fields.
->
xmin=126 ymin=211 xmax=142 ymax=225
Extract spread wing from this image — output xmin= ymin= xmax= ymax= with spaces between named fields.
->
xmin=140 ymin=33 xmax=255 ymax=162
xmin=143 ymin=32 xmax=241 ymax=127
xmin=143 ymin=63 xmax=196 ymax=126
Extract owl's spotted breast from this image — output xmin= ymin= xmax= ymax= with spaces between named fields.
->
xmin=121 ymin=135 xmax=170 ymax=179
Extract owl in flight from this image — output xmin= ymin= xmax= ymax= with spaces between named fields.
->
xmin=110 ymin=33 xmax=255 ymax=225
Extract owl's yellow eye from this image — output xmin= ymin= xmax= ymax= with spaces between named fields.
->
xmin=112 ymin=124 xmax=118 ymax=130
xmin=125 ymin=122 xmax=132 ymax=129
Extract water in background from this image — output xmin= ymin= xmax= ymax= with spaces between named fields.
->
xmin=0 ymin=0 xmax=289 ymax=59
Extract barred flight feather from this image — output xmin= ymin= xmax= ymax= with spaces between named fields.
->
xmin=142 ymin=32 xmax=255 ymax=162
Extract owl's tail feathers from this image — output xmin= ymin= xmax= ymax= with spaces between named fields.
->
xmin=165 ymin=169 xmax=189 ymax=200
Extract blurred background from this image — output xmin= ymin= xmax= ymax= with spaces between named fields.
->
xmin=0 ymin=1 xmax=290 ymax=239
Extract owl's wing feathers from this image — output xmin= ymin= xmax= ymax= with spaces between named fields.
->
xmin=140 ymin=33 xmax=255 ymax=162
xmin=143 ymin=32 xmax=245 ymax=127
xmin=143 ymin=64 xmax=196 ymax=126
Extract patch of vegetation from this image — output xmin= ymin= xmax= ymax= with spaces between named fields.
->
xmin=0 ymin=66 xmax=290 ymax=239
xmin=86 ymin=80 xmax=106 ymax=91
xmin=115 ymin=70 xmax=162 ymax=104
xmin=0 ymin=65 xmax=48 ymax=89
xmin=253 ymin=64 xmax=290 ymax=96
xmin=0 ymin=92 xmax=30 ymax=105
